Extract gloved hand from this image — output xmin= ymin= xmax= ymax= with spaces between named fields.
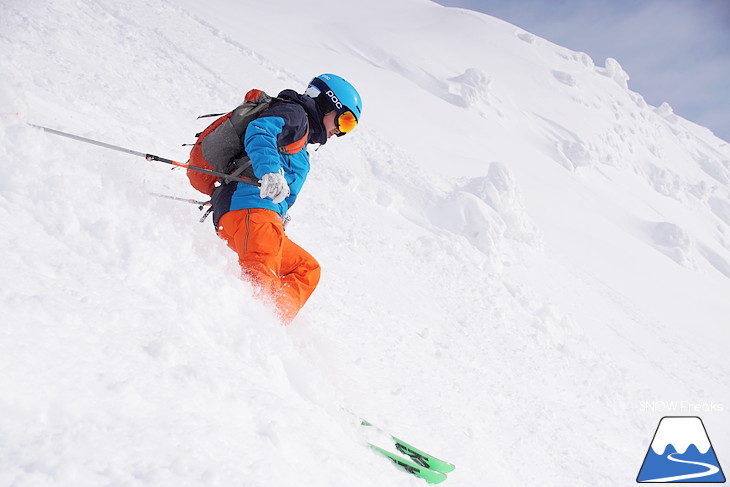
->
xmin=259 ymin=172 xmax=290 ymax=204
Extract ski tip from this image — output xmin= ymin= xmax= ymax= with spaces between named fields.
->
xmin=369 ymin=444 xmax=449 ymax=484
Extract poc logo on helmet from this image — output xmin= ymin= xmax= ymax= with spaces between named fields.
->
xmin=325 ymin=90 xmax=343 ymax=110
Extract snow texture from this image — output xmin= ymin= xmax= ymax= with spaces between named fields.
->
xmin=1 ymin=0 xmax=729 ymax=486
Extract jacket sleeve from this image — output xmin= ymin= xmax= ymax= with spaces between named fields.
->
xmin=244 ymin=103 xmax=308 ymax=179
xmin=244 ymin=115 xmax=287 ymax=178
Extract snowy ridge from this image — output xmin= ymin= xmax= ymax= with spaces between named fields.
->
xmin=2 ymin=0 xmax=729 ymax=486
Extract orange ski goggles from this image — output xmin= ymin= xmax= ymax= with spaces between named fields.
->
xmin=335 ymin=110 xmax=358 ymax=136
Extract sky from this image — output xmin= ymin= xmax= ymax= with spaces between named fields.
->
xmin=434 ymin=0 xmax=730 ymax=142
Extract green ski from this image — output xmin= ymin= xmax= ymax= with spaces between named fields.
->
xmin=361 ymin=420 xmax=455 ymax=474
xmin=392 ymin=436 xmax=456 ymax=474
xmin=369 ymin=444 xmax=448 ymax=484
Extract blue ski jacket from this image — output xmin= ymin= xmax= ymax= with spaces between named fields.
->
xmin=212 ymin=90 xmax=327 ymax=226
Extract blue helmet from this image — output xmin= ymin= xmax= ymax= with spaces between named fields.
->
xmin=305 ymin=74 xmax=362 ymax=135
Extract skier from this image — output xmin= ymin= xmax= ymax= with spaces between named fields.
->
xmin=213 ymin=74 xmax=362 ymax=324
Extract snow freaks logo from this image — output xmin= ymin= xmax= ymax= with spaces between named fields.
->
xmin=637 ymin=416 xmax=726 ymax=483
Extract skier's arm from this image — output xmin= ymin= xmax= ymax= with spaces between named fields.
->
xmin=244 ymin=116 xmax=286 ymax=178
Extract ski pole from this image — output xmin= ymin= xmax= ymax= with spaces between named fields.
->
xmin=148 ymin=192 xmax=214 ymax=223
xmin=27 ymin=123 xmax=260 ymax=187
xmin=147 ymin=192 xmax=211 ymax=208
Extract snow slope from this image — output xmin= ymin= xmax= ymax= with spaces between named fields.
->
xmin=1 ymin=0 xmax=729 ymax=485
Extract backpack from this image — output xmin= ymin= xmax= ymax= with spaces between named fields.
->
xmin=187 ymin=89 xmax=274 ymax=196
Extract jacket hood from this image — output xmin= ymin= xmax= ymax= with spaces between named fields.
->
xmin=278 ymin=89 xmax=328 ymax=145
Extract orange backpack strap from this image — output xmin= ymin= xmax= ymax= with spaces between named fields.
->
xmin=279 ymin=121 xmax=309 ymax=155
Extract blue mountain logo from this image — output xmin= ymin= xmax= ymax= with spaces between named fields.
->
xmin=637 ymin=416 xmax=726 ymax=483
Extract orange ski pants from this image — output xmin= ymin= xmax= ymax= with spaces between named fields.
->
xmin=217 ymin=208 xmax=320 ymax=324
